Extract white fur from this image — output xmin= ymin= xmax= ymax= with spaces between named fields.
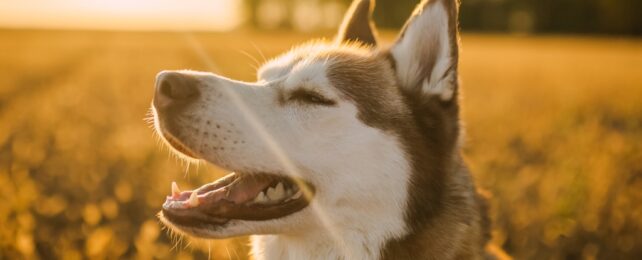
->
xmin=157 ymin=55 xmax=411 ymax=259
xmin=155 ymin=1 xmax=468 ymax=259
xmin=391 ymin=1 xmax=456 ymax=101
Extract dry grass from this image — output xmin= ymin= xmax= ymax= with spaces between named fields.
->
xmin=0 ymin=29 xmax=641 ymax=259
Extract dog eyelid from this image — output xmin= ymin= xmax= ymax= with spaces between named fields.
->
xmin=287 ymin=89 xmax=336 ymax=106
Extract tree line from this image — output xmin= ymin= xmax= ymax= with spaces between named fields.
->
xmin=245 ymin=0 xmax=642 ymax=35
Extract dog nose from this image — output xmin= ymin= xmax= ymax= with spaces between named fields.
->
xmin=154 ymin=71 xmax=200 ymax=111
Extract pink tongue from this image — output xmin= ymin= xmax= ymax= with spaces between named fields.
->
xmin=166 ymin=174 xmax=275 ymax=208
xmin=225 ymin=177 xmax=271 ymax=204
xmin=198 ymin=176 xmax=272 ymax=205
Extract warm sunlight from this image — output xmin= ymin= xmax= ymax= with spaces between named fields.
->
xmin=2 ymin=0 xmax=641 ymax=258
xmin=0 ymin=0 xmax=244 ymax=31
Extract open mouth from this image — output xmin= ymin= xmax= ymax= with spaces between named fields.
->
xmin=161 ymin=172 xmax=315 ymax=233
xmin=156 ymin=123 xmax=316 ymax=233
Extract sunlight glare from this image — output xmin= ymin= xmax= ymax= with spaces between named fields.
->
xmin=0 ymin=0 xmax=244 ymax=31
xmin=182 ymin=34 xmax=352 ymax=257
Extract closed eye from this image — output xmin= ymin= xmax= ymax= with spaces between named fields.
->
xmin=287 ymin=89 xmax=336 ymax=106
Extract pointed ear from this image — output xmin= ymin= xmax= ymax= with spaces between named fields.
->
xmin=390 ymin=0 xmax=459 ymax=101
xmin=335 ymin=0 xmax=377 ymax=46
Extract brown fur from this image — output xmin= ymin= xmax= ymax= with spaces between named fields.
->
xmin=324 ymin=0 xmax=507 ymax=258
xmin=336 ymin=0 xmax=378 ymax=46
xmin=318 ymin=48 xmax=490 ymax=259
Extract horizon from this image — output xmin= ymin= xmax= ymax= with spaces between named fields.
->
xmin=0 ymin=0 xmax=244 ymax=31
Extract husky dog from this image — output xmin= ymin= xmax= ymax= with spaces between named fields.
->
xmin=152 ymin=0 xmax=506 ymax=259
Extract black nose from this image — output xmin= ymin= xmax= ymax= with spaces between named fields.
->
xmin=154 ymin=71 xmax=200 ymax=111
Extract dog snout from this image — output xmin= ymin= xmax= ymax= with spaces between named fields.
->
xmin=154 ymin=71 xmax=200 ymax=111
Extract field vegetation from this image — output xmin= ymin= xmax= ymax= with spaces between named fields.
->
xmin=0 ymin=29 xmax=641 ymax=259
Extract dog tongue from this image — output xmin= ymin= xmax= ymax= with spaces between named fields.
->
xmin=221 ymin=176 xmax=270 ymax=204
xmin=165 ymin=173 xmax=273 ymax=209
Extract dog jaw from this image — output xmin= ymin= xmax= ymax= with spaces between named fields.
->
xmin=152 ymin=45 xmax=415 ymax=253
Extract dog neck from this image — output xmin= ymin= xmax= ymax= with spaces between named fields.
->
xmin=250 ymin=228 xmax=384 ymax=260
xmin=247 ymin=158 xmax=487 ymax=260
xmin=250 ymin=188 xmax=411 ymax=260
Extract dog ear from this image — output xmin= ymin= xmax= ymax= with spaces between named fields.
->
xmin=335 ymin=0 xmax=377 ymax=46
xmin=390 ymin=0 xmax=459 ymax=101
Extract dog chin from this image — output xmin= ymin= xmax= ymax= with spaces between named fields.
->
xmin=158 ymin=212 xmax=244 ymax=239
xmin=159 ymin=213 xmax=300 ymax=239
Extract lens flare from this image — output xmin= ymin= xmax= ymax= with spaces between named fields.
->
xmin=181 ymin=32 xmax=352 ymax=256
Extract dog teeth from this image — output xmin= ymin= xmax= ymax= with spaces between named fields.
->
xmin=267 ymin=182 xmax=286 ymax=201
xmin=292 ymin=190 xmax=302 ymax=200
xmin=188 ymin=192 xmax=199 ymax=207
xmin=251 ymin=182 xmax=302 ymax=205
xmin=253 ymin=191 xmax=268 ymax=203
xmin=266 ymin=187 xmax=277 ymax=201
xmin=171 ymin=182 xmax=181 ymax=198
xmin=275 ymin=182 xmax=285 ymax=198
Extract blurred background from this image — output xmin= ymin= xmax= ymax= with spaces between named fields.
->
xmin=0 ymin=0 xmax=641 ymax=259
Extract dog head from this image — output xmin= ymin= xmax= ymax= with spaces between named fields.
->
xmin=153 ymin=0 xmax=460 ymax=244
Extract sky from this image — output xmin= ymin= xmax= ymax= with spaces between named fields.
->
xmin=0 ymin=0 xmax=244 ymax=31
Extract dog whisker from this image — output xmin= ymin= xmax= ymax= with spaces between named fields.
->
xmin=238 ymin=49 xmax=261 ymax=72
xmin=250 ymin=41 xmax=268 ymax=65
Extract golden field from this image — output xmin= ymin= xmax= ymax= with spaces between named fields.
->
xmin=0 ymin=29 xmax=641 ymax=259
